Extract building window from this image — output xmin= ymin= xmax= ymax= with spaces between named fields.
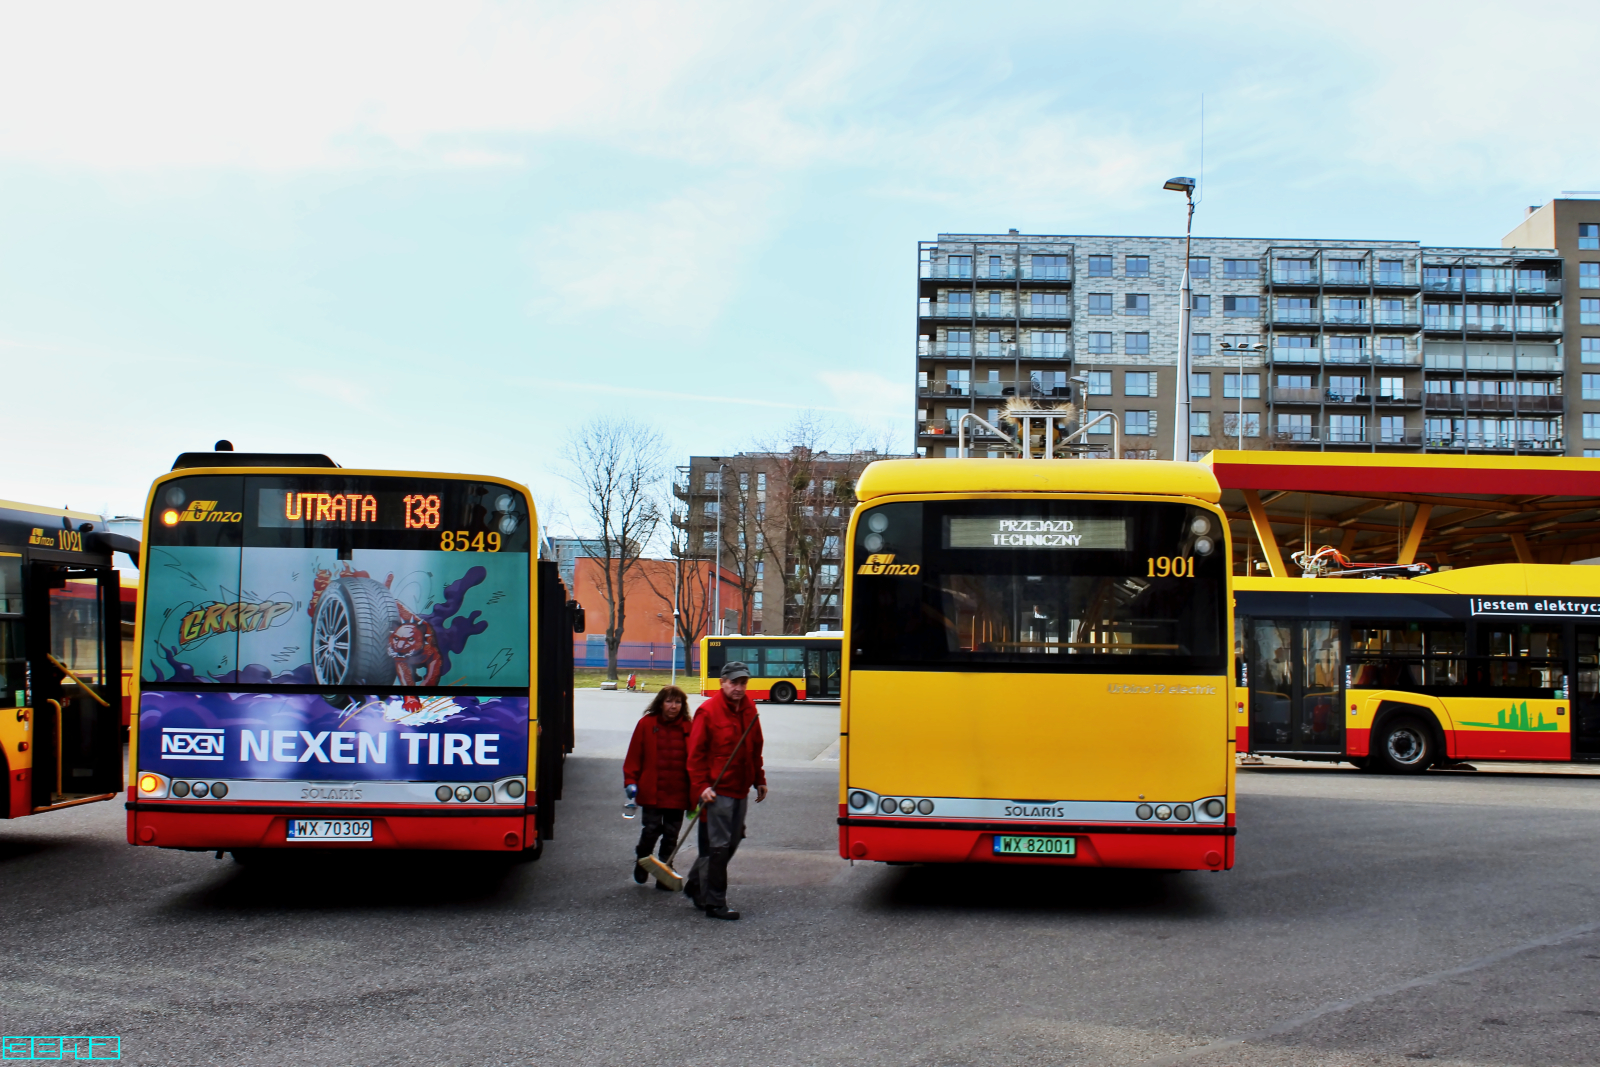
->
xmin=1125 ymin=332 xmax=1150 ymax=355
xmin=1223 ymin=259 xmax=1260 ymax=278
xmin=1581 ymin=263 xmax=1600 ymax=289
xmin=1088 ymin=255 xmax=1112 ymax=277
xmin=1030 ymin=292 xmax=1067 ymax=314
xmin=1584 ymin=338 xmax=1600 ymax=364
xmin=1586 ymin=413 xmax=1600 ymax=439
xmin=1124 ymin=294 xmax=1150 ymax=316
xmin=1191 ymin=372 xmax=1211 ymax=398
xmin=1223 ymin=295 xmax=1260 ymax=318
xmin=1190 ymin=257 xmax=1210 ymax=278
xmin=1032 ymin=331 xmax=1068 ymax=358
xmin=1328 ymin=414 xmax=1366 ymax=442
xmin=1085 ymin=409 xmax=1112 ymax=434
xmin=1377 ymin=259 xmax=1405 ymax=282
xmin=753 ymin=591 xmax=763 ymax=611
xmin=1126 ymin=255 xmax=1150 ymax=277
xmin=1125 ymin=372 xmax=1151 ymax=396
xmin=1086 ymin=371 xmax=1112 ymax=395
xmin=1191 ymin=294 xmax=1211 ymax=317
xmin=946 ymin=330 xmax=972 ymax=357
xmin=987 ymin=254 xmax=1004 ymax=278
xmin=987 ymin=291 xmax=1003 ymax=311
xmin=757 ymin=473 xmax=766 ymax=492
xmin=1032 ymin=255 xmax=1068 ymax=279
xmin=1584 ymin=299 xmax=1600 ymax=325
xmin=1379 ymin=416 xmax=1406 ymax=444
xmin=1125 ymin=410 xmax=1151 ymax=435
xmin=947 ymin=255 xmax=972 ymax=278
xmin=1192 ymin=333 xmax=1211 ymax=355
xmin=1088 ymin=293 xmax=1113 ymax=315
xmin=1191 ymin=411 xmax=1211 ymax=437
xmin=1581 ymin=224 xmax=1600 ymax=250
xmin=1224 ymin=373 xmax=1261 ymax=399
xmin=1222 ymin=412 xmax=1260 ymax=438
xmin=1586 ymin=375 xmax=1600 ymax=400
xmin=1379 ymin=377 xmax=1404 ymax=400
xmin=1277 ymin=414 xmax=1314 ymax=441
xmin=703 ymin=472 xmax=718 ymax=490
xmin=1378 ymin=337 xmax=1407 ymax=364
xmin=1277 ymin=374 xmax=1313 ymax=390
xmin=1087 ymin=331 xmax=1113 ymax=355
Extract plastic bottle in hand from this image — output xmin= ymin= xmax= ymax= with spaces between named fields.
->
xmin=622 ymin=782 xmax=638 ymax=819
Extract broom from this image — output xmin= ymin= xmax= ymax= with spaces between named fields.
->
xmin=636 ymin=707 xmax=760 ymax=892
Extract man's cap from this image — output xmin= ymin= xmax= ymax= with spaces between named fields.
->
xmin=720 ymin=660 xmax=751 ymax=681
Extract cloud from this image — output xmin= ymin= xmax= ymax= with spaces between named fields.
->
xmin=818 ymin=370 xmax=903 ymax=419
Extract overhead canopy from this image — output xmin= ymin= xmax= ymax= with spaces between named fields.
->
xmin=1200 ymin=451 xmax=1600 ymax=575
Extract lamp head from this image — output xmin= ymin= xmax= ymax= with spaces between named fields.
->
xmin=1163 ymin=176 xmax=1197 ymax=193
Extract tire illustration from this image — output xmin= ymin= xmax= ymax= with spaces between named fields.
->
xmin=1371 ymin=714 xmax=1435 ymax=774
xmin=770 ymin=681 xmax=797 ymax=704
xmin=312 ymin=576 xmax=401 ymax=685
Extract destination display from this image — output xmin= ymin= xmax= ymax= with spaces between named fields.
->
xmin=944 ymin=516 xmax=1129 ymax=550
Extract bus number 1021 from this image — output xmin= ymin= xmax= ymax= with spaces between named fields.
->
xmin=403 ymin=494 xmax=442 ymax=529
xmin=1148 ymin=556 xmax=1195 ymax=578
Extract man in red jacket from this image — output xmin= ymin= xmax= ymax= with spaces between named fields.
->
xmin=684 ymin=660 xmax=767 ymax=920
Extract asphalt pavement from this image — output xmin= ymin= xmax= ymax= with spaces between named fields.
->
xmin=2 ymin=690 xmax=1598 ymax=1066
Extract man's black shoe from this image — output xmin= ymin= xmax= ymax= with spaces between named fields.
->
xmin=704 ymin=905 xmax=741 ymax=921
xmin=633 ymin=860 xmax=648 ymax=884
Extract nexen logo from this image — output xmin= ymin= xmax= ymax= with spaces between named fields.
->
xmin=161 ymin=727 xmax=225 ymax=761
xmin=179 ymin=500 xmax=242 ymax=523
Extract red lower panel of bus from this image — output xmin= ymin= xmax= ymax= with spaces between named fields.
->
xmin=127 ymin=808 xmax=532 ymax=851
xmin=8 ymin=768 xmax=29 ymax=819
xmin=1448 ymin=730 xmax=1569 ymax=761
xmin=1236 ymin=725 xmax=1249 ymax=752
xmin=839 ymin=820 xmax=1233 ymax=871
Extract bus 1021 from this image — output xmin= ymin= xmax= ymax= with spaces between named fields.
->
xmin=1237 ymin=563 xmax=1600 ymax=771
xmin=699 ymin=634 xmax=841 ymax=704
xmin=0 ymin=499 xmax=139 ymax=820
xmin=127 ymin=449 xmax=579 ymax=859
xmin=839 ymin=459 xmax=1236 ymax=871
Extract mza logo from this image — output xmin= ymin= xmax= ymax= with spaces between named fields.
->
xmin=856 ymin=553 xmax=920 ymax=576
xmin=179 ymin=500 xmax=242 ymax=523
xmin=161 ymin=727 xmax=225 ymax=761
xmin=27 ymin=527 xmax=83 ymax=551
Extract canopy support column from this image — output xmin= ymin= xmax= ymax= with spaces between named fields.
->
xmin=1242 ymin=490 xmax=1287 ymax=578
xmin=1398 ymin=504 xmax=1433 ymax=565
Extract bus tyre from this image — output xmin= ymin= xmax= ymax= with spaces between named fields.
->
xmin=1372 ymin=715 xmax=1435 ymax=774
xmin=770 ymin=681 xmax=797 ymax=704
xmin=312 ymin=577 xmax=401 ymax=685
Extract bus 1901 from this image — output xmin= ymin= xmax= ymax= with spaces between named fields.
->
xmin=699 ymin=634 xmax=842 ymax=703
xmin=127 ymin=449 xmax=578 ymax=859
xmin=838 ymin=459 xmax=1236 ymax=871
xmin=0 ymin=498 xmax=139 ymax=820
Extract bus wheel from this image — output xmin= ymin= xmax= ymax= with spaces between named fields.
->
xmin=312 ymin=576 xmax=401 ymax=685
xmin=770 ymin=682 xmax=797 ymax=704
xmin=1372 ymin=716 xmax=1435 ymax=774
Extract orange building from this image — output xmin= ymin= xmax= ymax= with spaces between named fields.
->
xmin=570 ymin=557 xmax=746 ymax=670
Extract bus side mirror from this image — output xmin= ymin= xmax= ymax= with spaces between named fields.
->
xmin=568 ymin=600 xmax=585 ymax=634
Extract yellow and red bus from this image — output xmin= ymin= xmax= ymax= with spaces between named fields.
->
xmin=838 ymin=459 xmax=1235 ymax=871
xmin=0 ymin=499 xmax=139 ymax=820
xmin=698 ymin=633 xmax=842 ymax=703
xmin=1236 ymin=565 xmax=1600 ymax=770
xmin=127 ymin=449 xmax=576 ymax=859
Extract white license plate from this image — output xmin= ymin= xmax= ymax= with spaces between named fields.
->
xmin=993 ymin=834 xmax=1076 ymax=856
xmin=287 ymin=819 xmax=372 ymax=842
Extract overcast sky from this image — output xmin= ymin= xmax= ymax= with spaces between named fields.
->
xmin=5 ymin=1 xmax=1598 ymax=530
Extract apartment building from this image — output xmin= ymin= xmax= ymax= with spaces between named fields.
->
xmin=1504 ymin=198 xmax=1600 ymax=457
xmin=917 ymin=230 xmax=1565 ymax=458
xmin=672 ymin=448 xmax=906 ymax=635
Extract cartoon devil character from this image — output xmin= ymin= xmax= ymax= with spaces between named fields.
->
xmin=389 ymin=603 xmax=443 ymax=712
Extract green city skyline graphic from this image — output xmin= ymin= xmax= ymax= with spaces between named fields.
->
xmin=1459 ymin=701 xmax=1559 ymax=732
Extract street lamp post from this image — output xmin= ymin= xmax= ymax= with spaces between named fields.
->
xmin=1220 ymin=342 xmax=1267 ymax=448
xmin=1165 ymin=176 xmax=1197 ymax=462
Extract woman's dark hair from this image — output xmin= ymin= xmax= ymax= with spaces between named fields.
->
xmin=645 ymin=685 xmax=691 ymax=718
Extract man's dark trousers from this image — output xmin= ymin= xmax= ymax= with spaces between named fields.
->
xmin=635 ymin=806 xmax=684 ymax=864
xmin=686 ymin=795 xmax=747 ymax=908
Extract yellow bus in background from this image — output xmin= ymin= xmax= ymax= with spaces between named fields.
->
xmin=839 ymin=459 xmax=1235 ymax=871
xmin=699 ymin=634 xmax=842 ymax=703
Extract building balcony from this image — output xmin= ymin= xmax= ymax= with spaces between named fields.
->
xmin=1373 ymin=271 xmax=1420 ymax=289
xmin=1266 ymin=347 xmax=1424 ymax=367
xmin=1017 ymin=303 xmax=1073 ymax=321
xmin=1274 ymin=426 xmax=1424 ymax=447
xmin=1422 ymin=315 xmax=1563 ymax=335
xmin=1421 ymin=276 xmax=1562 ymax=297
xmin=919 ymin=341 xmax=1072 ymax=361
xmin=1267 ymin=387 xmax=1422 ymax=406
xmin=1423 ymin=393 xmax=1565 ymax=415
xmin=1424 ymin=434 xmax=1564 ymax=452
xmin=919 ymin=262 xmax=1074 ymax=283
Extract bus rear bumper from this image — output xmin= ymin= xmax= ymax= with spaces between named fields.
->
xmin=126 ymin=805 xmax=535 ymax=852
xmin=838 ymin=818 xmax=1234 ymax=871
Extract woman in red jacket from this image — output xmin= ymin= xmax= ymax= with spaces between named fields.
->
xmin=623 ymin=685 xmax=693 ymax=887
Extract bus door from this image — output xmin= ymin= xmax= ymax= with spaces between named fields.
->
xmin=1248 ymin=619 xmax=1344 ymax=753
xmin=805 ymin=646 xmax=842 ymax=699
xmin=27 ymin=564 xmax=123 ymax=809
xmin=1575 ymin=628 xmax=1600 ymax=759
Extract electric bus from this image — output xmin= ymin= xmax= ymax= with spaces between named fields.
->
xmin=698 ymin=633 xmax=842 ymax=702
xmin=838 ymin=459 xmax=1235 ymax=870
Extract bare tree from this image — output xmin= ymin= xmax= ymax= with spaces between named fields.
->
xmin=562 ymin=417 xmax=668 ymax=681
xmin=641 ymin=504 xmax=716 ymax=673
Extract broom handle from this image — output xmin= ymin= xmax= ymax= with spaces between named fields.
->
xmin=663 ymin=704 xmax=760 ymax=867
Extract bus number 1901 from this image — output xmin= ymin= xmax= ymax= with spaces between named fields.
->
xmin=1148 ymin=556 xmax=1195 ymax=578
